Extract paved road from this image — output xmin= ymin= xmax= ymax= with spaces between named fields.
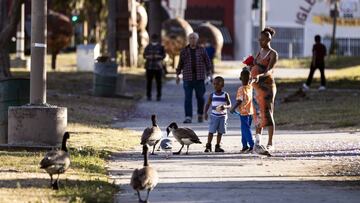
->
xmin=110 ymin=65 xmax=360 ymax=203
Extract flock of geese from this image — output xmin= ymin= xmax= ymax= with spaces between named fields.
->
xmin=130 ymin=114 xmax=271 ymax=202
xmin=37 ymin=114 xmax=270 ymax=203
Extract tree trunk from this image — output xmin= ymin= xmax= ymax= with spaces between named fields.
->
xmin=51 ymin=52 xmax=58 ymax=70
xmin=107 ymin=0 xmax=117 ymax=59
xmin=148 ymin=0 xmax=162 ymax=38
xmin=0 ymin=49 xmax=11 ymax=78
xmin=0 ymin=0 xmax=25 ymax=79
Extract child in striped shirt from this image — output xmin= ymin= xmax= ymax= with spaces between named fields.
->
xmin=204 ymin=76 xmax=231 ymax=152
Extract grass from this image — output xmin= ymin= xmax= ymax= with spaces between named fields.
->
xmin=3 ymin=52 xmax=359 ymax=201
xmin=275 ymin=76 xmax=360 ymax=130
xmin=0 ymin=125 xmax=139 ymax=202
xmin=259 ymin=55 xmax=360 ymax=131
xmin=0 ymin=173 xmax=118 ymax=203
xmin=276 ymin=89 xmax=360 ymax=130
xmin=277 ymin=57 xmax=312 ymax=69
xmin=328 ymin=65 xmax=360 ymax=81
xmin=56 ymin=178 xmax=118 ymax=203
xmin=0 ymin=151 xmax=44 ymax=173
xmin=277 ymin=55 xmax=360 ymax=69
xmin=1 ymin=52 xmax=143 ymax=202
xmin=0 ymin=149 xmax=117 ymax=202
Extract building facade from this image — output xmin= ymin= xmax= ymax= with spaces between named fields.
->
xmin=241 ymin=0 xmax=360 ymax=59
xmin=167 ymin=0 xmax=360 ymax=60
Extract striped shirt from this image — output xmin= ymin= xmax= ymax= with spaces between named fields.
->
xmin=211 ymin=92 xmax=228 ymax=117
xmin=176 ymin=45 xmax=212 ymax=81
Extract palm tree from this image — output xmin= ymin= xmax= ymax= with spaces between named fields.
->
xmin=329 ymin=0 xmax=340 ymax=55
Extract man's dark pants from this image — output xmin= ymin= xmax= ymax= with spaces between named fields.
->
xmin=183 ymin=80 xmax=205 ymax=119
xmin=306 ymin=62 xmax=326 ymax=87
xmin=146 ymin=69 xmax=162 ymax=99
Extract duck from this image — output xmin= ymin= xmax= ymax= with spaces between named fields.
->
xmin=40 ymin=132 xmax=71 ymax=190
xmin=141 ymin=114 xmax=162 ymax=155
xmin=130 ymin=144 xmax=159 ymax=203
xmin=159 ymin=134 xmax=173 ymax=159
xmin=254 ymin=144 xmax=272 ymax=157
xmin=166 ymin=122 xmax=202 ymax=155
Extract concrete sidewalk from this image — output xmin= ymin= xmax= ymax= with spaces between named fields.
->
xmin=110 ymin=66 xmax=360 ymax=203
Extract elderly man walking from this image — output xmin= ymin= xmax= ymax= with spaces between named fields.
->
xmin=176 ymin=32 xmax=213 ymax=124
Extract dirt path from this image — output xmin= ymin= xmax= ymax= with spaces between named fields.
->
xmin=110 ymin=65 xmax=360 ymax=203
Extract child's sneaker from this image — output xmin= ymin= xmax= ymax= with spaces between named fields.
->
xmin=204 ymin=143 xmax=212 ymax=152
xmin=198 ymin=115 xmax=204 ymax=123
xmin=255 ymin=134 xmax=261 ymax=145
xmin=318 ymin=86 xmax=326 ymax=91
xmin=248 ymin=147 xmax=254 ymax=153
xmin=266 ymin=145 xmax=275 ymax=151
xmin=183 ymin=118 xmax=192 ymax=123
xmin=302 ymin=83 xmax=309 ymax=91
xmin=215 ymin=144 xmax=225 ymax=152
xmin=240 ymin=146 xmax=249 ymax=153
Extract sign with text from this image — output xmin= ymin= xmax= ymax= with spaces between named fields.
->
xmin=295 ymin=0 xmax=360 ymax=26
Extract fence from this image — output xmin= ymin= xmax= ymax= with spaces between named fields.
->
xmin=252 ymin=26 xmax=304 ymax=58
xmin=323 ymin=37 xmax=360 ymax=56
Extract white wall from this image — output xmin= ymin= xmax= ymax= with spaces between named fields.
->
xmin=250 ymin=0 xmax=360 ymax=56
xmin=234 ymin=0 xmax=253 ymax=60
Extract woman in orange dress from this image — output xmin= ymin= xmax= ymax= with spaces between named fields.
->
xmin=251 ymin=27 xmax=278 ymax=150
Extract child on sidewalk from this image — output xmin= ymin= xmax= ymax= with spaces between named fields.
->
xmin=230 ymin=68 xmax=255 ymax=152
xmin=204 ymin=76 xmax=231 ymax=152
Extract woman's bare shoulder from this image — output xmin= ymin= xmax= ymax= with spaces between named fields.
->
xmin=269 ymin=49 xmax=278 ymax=59
xmin=270 ymin=48 xmax=278 ymax=55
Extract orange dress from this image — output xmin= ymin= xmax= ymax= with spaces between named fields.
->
xmin=250 ymin=51 xmax=277 ymax=128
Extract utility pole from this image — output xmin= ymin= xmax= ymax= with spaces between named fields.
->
xmin=30 ymin=0 xmax=47 ymax=104
xmin=330 ymin=0 xmax=339 ymax=55
xmin=8 ymin=0 xmax=67 ymax=147
xmin=259 ymin=0 xmax=266 ymax=31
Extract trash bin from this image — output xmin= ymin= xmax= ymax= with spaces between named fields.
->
xmin=0 ymin=78 xmax=30 ymax=144
xmin=93 ymin=56 xmax=118 ymax=97
xmin=76 ymin=44 xmax=101 ymax=71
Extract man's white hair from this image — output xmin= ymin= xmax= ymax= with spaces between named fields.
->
xmin=189 ymin=32 xmax=199 ymax=40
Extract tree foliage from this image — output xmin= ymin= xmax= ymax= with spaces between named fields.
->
xmin=51 ymin=0 xmax=108 ymax=50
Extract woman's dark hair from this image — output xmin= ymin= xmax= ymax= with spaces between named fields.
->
xmin=240 ymin=67 xmax=250 ymax=82
xmin=262 ymin=27 xmax=276 ymax=37
xmin=151 ymin=34 xmax=159 ymax=40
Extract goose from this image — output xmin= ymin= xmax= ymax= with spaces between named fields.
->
xmin=254 ymin=144 xmax=272 ymax=157
xmin=166 ymin=122 xmax=202 ymax=155
xmin=159 ymin=134 xmax=173 ymax=159
xmin=130 ymin=144 xmax=159 ymax=203
xmin=141 ymin=115 xmax=162 ymax=155
xmin=40 ymin=132 xmax=71 ymax=190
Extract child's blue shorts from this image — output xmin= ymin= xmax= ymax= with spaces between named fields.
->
xmin=209 ymin=114 xmax=227 ymax=134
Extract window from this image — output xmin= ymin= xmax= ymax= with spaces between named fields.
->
xmin=252 ymin=26 xmax=304 ymax=58
xmin=323 ymin=37 xmax=360 ymax=56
